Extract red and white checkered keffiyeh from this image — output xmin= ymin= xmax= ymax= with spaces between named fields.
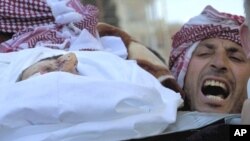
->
xmin=0 ymin=0 xmax=54 ymax=33
xmin=0 ymin=0 xmax=99 ymax=52
xmin=169 ymin=5 xmax=245 ymax=88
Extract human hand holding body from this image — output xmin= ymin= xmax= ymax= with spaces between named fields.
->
xmin=241 ymin=99 xmax=250 ymax=124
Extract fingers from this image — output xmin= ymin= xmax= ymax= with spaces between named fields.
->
xmin=241 ymin=99 xmax=250 ymax=124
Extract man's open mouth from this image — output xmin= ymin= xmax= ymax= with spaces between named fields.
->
xmin=201 ymin=79 xmax=230 ymax=102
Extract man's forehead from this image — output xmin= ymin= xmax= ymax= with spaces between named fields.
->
xmin=201 ymin=38 xmax=240 ymax=45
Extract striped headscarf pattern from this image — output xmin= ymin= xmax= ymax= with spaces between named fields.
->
xmin=0 ymin=0 xmax=99 ymax=52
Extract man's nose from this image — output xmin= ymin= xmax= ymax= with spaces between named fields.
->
xmin=57 ymin=53 xmax=78 ymax=74
xmin=210 ymin=54 xmax=229 ymax=73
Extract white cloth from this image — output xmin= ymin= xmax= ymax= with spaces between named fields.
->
xmin=46 ymin=0 xmax=83 ymax=24
xmin=0 ymin=32 xmax=127 ymax=83
xmin=0 ymin=47 xmax=182 ymax=141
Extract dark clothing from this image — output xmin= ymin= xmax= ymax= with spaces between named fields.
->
xmin=128 ymin=120 xmax=229 ymax=141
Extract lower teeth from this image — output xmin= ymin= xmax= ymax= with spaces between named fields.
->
xmin=206 ymin=95 xmax=223 ymax=101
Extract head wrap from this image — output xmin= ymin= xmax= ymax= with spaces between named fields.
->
xmin=169 ymin=5 xmax=245 ymax=88
xmin=0 ymin=0 xmax=99 ymax=52
xmin=0 ymin=0 xmax=54 ymax=33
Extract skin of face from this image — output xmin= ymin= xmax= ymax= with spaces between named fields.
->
xmin=184 ymin=38 xmax=250 ymax=113
xmin=21 ymin=53 xmax=79 ymax=81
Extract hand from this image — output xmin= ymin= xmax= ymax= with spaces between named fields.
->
xmin=241 ymin=99 xmax=250 ymax=124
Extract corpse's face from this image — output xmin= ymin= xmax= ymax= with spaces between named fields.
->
xmin=184 ymin=38 xmax=250 ymax=113
xmin=21 ymin=53 xmax=79 ymax=81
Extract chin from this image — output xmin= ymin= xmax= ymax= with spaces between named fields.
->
xmin=193 ymin=103 xmax=228 ymax=113
xmin=196 ymin=104 xmax=242 ymax=114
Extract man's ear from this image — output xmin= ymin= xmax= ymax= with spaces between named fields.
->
xmin=240 ymin=23 xmax=250 ymax=58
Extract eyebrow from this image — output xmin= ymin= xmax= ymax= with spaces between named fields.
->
xmin=201 ymin=42 xmax=243 ymax=52
xmin=198 ymin=42 xmax=215 ymax=49
xmin=226 ymin=46 xmax=240 ymax=53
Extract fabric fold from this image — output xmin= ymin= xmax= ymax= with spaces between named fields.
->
xmin=0 ymin=47 xmax=183 ymax=141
